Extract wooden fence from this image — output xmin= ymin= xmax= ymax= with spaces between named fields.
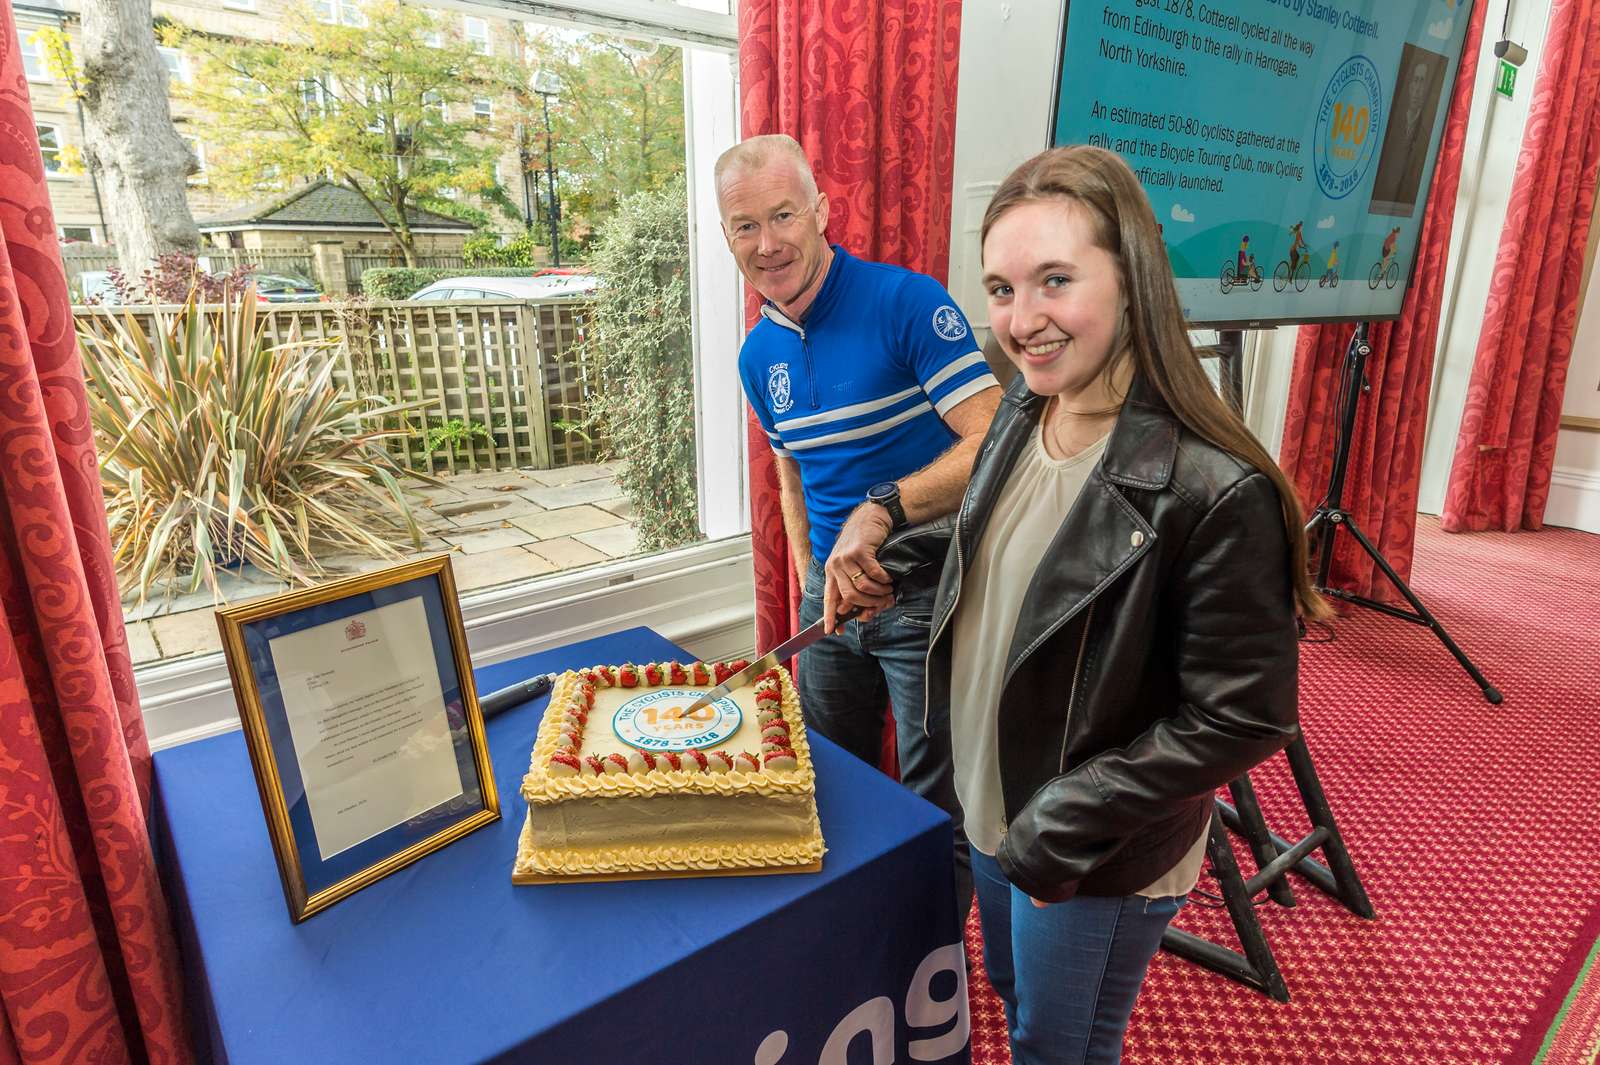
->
xmin=73 ymin=299 xmax=609 ymax=474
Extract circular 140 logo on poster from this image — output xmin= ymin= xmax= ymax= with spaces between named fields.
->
xmin=612 ymin=688 xmax=742 ymax=751
xmin=1313 ymin=55 xmax=1383 ymax=200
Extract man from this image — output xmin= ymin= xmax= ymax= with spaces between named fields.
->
xmin=717 ymin=134 xmax=998 ymax=918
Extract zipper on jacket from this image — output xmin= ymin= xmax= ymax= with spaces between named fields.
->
xmin=802 ymin=334 xmax=819 ymax=409
xmin=1059 ymin=603 xmax=1094 ymax=773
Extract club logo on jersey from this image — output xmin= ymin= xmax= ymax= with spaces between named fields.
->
xmin=932 ymin=305 xmax=968 ymax=342
xmin=768 ymin=362 xmax=793 ymax=414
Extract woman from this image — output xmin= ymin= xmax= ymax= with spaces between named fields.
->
xmin=923 ymin=146 xmax=1326 ymax=1064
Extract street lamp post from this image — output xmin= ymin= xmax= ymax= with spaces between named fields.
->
xmin=515 ymin=123 xmax=535 ymax=236
xmin=531 ymin=69 xmax=563 ymax=268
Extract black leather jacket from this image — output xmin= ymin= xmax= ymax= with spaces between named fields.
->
xmin=924 ymin=373 xmax=1300 ymax=902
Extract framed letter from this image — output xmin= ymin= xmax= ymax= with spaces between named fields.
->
xmin=217 ymin=555 xmax=498 ymax=922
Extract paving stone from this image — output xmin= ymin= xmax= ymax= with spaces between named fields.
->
xmin=521 ymin=479 xmax=625 ymax=510
xmin=448 ymin=546 xmax=558 ymax=592
xmin=148 ymin=608 xmax=226 ymax=660
xmin=526 ymin=537 xmax=609 ymax=570
xmin=595 ymin=497 xmax=636 ymax=520
xmin=413 ymin=485 xmax=468 ymax=507
xmin=439 ymin=469 xmax=541 ymax=492
xmin=524 ymin=463 xmax=615 ymax=488
xmin=441 ymin=525 xmax=539 ymax=555
xmin=124 ymin=621 xmax=161 ymax=665
xmin=508 ymin=505 xmax=625 ymax=541
xmin=438 ymin=496 xmax=547 ymax=528
xmin=574 ymin=524 xmax=642 ymax=559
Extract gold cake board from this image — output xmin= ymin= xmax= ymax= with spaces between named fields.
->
xmin=513 ymin=861 xmax=824 ymax=885
xmin=511 ymin=811 xmax=824 ymax=885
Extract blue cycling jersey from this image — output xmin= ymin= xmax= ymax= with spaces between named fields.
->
xmin=738 ymin=246 xmax=996 ymax=562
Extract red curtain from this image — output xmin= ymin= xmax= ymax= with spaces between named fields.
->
xmin=1277 ymin=1 xmax=1486 ymax=599
xmin=0 ymin=7 xmax=193 ymax=1062
xmin=738 ymin=0 xmax=963 ymax=653
xmin=1440 ymin=0 xmax=1600 ymax=532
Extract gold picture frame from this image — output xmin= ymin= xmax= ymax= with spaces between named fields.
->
xmin=216 ymin=555 xmax=499 ymax=922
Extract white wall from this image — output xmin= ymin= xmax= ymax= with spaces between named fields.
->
xmin=946 ymin=2 xmax=1064 ymax=338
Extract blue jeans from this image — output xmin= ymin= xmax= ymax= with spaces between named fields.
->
xmin=798 ymin=557 xmax=973 ymax=924
xmin=972 ymin=850 xmax=1183 ymax=1065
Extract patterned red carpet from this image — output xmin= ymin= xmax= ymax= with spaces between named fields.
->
xmin=965 ymin=516 xmax=1600 ymax=1064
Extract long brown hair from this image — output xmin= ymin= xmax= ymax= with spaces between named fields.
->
xmin=981 ymin=146 xmax=1328 ymax=619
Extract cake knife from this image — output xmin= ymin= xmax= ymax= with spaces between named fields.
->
xmin=678 ymin=607 xmax=863 ymax=717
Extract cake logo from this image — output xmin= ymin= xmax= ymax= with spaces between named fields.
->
xmin=768 ymin=362 xmax=793 ymax=414
xmin=344 ymin=619 xmax=367 ymax=641
xmin=931 ymin=305 xmax=967 ymax=342
xmin=612 ymin=688 xmax=742 ymax=751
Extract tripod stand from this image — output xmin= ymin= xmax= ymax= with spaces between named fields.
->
xmin=1303 ymin=322 xmax=1501 ymax=704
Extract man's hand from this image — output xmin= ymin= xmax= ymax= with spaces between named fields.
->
xmin=822 ymin=502 xmax=897 ymax=633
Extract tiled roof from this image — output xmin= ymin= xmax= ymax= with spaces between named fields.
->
xmin=197 ymin=180 xmax=472 ymax=230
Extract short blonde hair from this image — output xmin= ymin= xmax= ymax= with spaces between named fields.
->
xmin=714 ymin=134 xmax=819 ymax=203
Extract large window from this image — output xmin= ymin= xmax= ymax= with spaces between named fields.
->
xmin=80 ymin=0 xmax=742 ymax=685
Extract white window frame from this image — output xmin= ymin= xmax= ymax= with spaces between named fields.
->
xmin=133 ymin=0 xmax=748 ymax=741
xmin=472 ymin=96 xmax=494 ymax=121
xmin=158 ymin=46 xmax=189 ymax=85
xmin=221 ymin=0 xmax=257 ymax=10
xmin=462 ymin=15 xmax=490 ymax=54
xmin=36 ymin=123 xmax=64 ymax=175
xmin=18 ymin=25 xmax=49 ymax=81
xmin=58 ymin=224 xmax=97 ymax=242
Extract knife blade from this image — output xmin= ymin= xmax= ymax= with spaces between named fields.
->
xmin=679 ymin=608 xmax=860 ymax=717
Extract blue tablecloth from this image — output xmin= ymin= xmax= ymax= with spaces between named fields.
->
xmin=155 ymin=627 xmax=969 ymax=1065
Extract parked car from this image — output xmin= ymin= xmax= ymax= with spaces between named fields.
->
xmin=251 ymin=273 xmax=323 ymax=303
xmin=410 ymin=274 xmax=599 ymax=302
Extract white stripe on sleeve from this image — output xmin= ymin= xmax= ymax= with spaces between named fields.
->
xmin=923 ymin=351 xmax=987 ymax=393
xmin=933 ymin=373 xmax=999 ymax=417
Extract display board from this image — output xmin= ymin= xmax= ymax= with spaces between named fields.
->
xmin=1052 ymin=0 xmax=1474 ymax=327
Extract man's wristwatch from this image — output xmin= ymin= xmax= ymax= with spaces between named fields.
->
xmin=866 ymin=481 xmax=907 ymax=530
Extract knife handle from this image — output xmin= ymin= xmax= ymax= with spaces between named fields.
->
xmin=479 ymin=673 xmax=555 ymax=719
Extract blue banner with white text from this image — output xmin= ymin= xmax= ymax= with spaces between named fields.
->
xmin=1053 ymin=0 xmax=1473 ymax=327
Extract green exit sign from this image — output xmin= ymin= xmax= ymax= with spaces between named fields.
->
xmin=1496 ymin=60 xmax=1518 ymax=99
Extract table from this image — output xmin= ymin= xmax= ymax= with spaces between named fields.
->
xmin=155 ymin=627 xmax=970 ymax=1065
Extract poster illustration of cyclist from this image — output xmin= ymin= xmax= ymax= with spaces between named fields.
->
xmin=1052 ymin=0 xmax=1472 ymax=327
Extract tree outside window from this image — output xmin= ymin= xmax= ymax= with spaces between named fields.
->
xmin=177 ymin=0 xmax=511 ymax=265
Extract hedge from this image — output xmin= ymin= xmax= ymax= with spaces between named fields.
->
xmin=360 ymin=266 xmax=536 ymax=300
xmin=577 ymin=177 xmax=697 ymax=552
